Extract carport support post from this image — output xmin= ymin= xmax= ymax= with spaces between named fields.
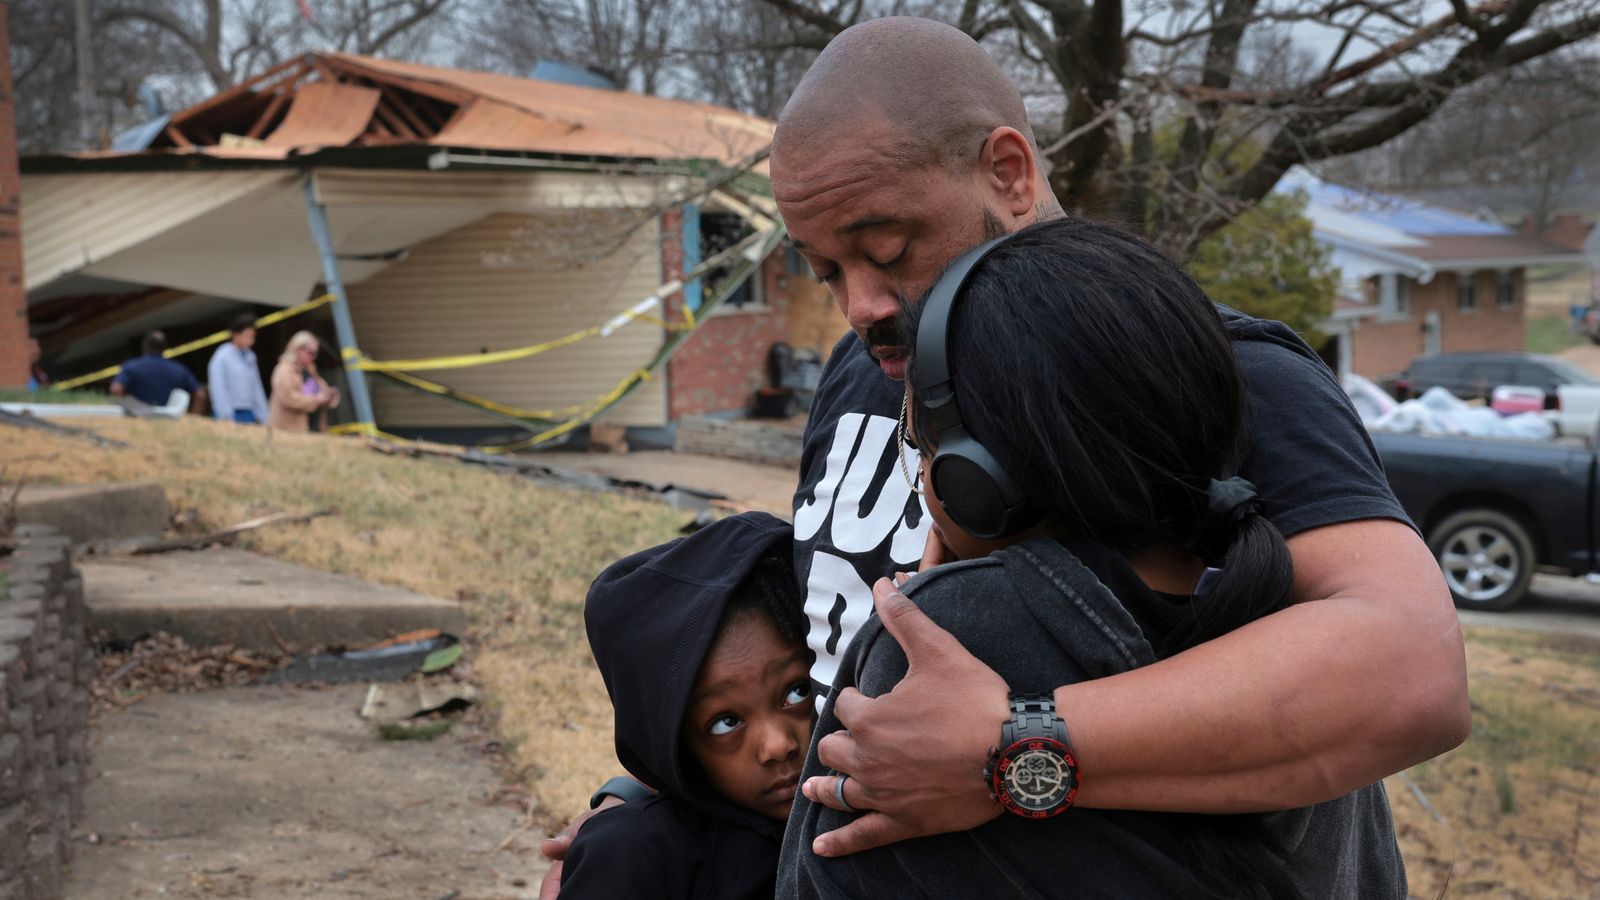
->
xmin=303 ymin=174 xmax=375 ymax=427
xmin=682 ymin=203 xmax=702 ymax=316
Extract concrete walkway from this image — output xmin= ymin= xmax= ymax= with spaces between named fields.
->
xmin=79 ymin=549 xmax=467 ymax=650
xmin=67 ymin=684 xmax=547 ymax=899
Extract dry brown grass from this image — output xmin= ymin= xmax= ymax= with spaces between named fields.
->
xmin=0 ymin=415 xmax=684 ymax=823
xmin=6 ymin=416 xmax=1599 ymax=896
xmin=1387 ymin=627 xmax=1600 ymax=898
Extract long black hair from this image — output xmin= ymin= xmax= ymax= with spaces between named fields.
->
xmin=905 ymin=216 xmax=1300 ymax=900
xmin=905 ymin=216 xmax=1293 ymax=651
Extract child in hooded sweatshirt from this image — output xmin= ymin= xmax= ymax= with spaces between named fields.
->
xmin=561 ymin=511 xmax=813 ymax=900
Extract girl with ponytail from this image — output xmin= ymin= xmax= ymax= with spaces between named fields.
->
xmin=781 ymin=217 xmax=1404 ymax=899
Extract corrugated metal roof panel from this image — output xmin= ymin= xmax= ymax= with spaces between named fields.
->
xmin=346 ymin=211 xmax=668 ymax=428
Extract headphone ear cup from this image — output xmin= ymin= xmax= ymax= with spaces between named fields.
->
xmin=929 ymin=437 xmax=1034 ymax=541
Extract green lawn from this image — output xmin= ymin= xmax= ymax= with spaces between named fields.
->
xmin=1525 ymin=313 xmax=1584 ymax=355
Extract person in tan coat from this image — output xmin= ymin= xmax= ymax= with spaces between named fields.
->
xmin=268 ymin=331 xmax=340 ymax=432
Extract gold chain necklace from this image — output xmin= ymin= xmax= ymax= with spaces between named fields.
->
xmin=898 ymin=395 xmax=924 ymax=496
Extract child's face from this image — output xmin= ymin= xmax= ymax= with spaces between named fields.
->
xmin=681 ymin=614 xmax=814 ymax=821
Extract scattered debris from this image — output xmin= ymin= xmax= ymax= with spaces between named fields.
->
xmin=126 ymin=508 xmax=335 ymax=555
xmin=360 ymin=680 xmax=479 ymax=722
xmin=587 ymin=423 xmax=629 ymax=454
xmin=377 ymin=719 xmax=454 ymax=741
xmin=421 ymin=644 xmax=463 ymax=674
xmin=264 ymin=633 xmax=458 ymax=685
xmin=91 ymin=631 xmax=291 ymax=715
xmin=363 ymin=435 xmax=728 ymax=512
xmin=0 ymin=408 xmax=133 ymax=448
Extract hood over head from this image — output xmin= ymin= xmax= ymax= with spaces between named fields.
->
xmin=585 ymin=511 xmax=794 ymax=833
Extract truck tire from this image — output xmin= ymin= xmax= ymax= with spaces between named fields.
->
xmin=1427 ymin=510 xmax=1535 ymax=611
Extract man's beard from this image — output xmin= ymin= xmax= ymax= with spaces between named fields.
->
xmin=981 ymin=206 xmax=1007 ymax=240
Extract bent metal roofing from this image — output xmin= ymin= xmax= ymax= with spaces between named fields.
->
xmin=38 ymin=51 xmax=773 ymax=168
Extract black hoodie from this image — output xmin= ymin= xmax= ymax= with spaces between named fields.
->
xmin=563 ymin=511 xmax=796 ymax=900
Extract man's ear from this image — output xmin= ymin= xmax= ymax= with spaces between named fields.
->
xmin=977 ymin=127 xmax=1039 ymax=219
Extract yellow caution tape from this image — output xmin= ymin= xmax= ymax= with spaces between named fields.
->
xmin=351 ymin=325 xmax=606 ymax=373
xmin=52 ymin=294 xmax=337 ymax=391
xmin=480 ymin=368 xmax=655 ymax=453
xmin=377 ymin=369 xmax=586 ymax=421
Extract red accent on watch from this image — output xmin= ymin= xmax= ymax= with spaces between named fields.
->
xmin=988 ymin=737 xmax=1078 ymax=818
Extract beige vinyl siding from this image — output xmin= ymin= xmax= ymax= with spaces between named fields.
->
xmin=20 ymin=170 xmax=292 ymax=290
xmin=347 ymin=211 xmax=667 ymax=428
xmin=315 ymin=167 xmax=680 ymax=209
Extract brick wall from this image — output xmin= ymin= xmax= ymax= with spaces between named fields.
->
xmin=0 ymin=4 xmax=30 ymax=389
xmin=1351 ymin=270 xmax=1527 ymax=380
xmin=0 ymin=526 xmax=92 ymax=898
xmin=661 ymin=210 xmax=797 ymax=419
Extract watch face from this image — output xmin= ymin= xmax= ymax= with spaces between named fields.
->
xmin=998 ymin=740 xmax=1076 ymax=815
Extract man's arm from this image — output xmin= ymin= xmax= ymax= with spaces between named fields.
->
xmin=802 ymin=517 xmax=1470 ymax=856
xmin=109 ymin=380 xmax=127 ymax=397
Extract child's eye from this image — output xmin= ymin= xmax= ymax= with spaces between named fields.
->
xmin=784 ymin=681 xmax=813 ymax=707
xmin=708 ymin=714 xmax=742 ymax=736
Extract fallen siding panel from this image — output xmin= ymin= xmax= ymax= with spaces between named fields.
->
xmin=346 ymin=211 xmax=667 ymax=428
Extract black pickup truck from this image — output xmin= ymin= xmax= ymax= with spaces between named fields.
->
xmin=1371 ymin=431 xmax=1595 ymax=610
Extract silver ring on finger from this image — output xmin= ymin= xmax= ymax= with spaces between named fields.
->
xmin=835 ymin=774 xmax=860 ymax=814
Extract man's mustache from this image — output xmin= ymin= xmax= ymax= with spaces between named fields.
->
xmin=864 ymin=321 xmax=903 ymax=348
xmin=865 ymin=294 xmax=916 ymax=348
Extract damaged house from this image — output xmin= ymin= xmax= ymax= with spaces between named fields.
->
xmin=20 ymin=53 xmax=847 ymax=443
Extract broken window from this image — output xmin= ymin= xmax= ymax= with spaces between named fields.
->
xmin=701 ymin=211 xmax=764 ymax=312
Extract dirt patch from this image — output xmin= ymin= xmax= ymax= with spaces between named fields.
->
xmin=68 ymin=683 xmax=546 ymax=899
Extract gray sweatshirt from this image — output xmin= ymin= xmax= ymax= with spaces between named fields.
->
xmin=777 ymin=537 xmax=1404 ymax=899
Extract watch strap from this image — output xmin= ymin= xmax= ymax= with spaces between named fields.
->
xmin=1001 ymin=692 xmax=1070 ymax=747
xmin=589 ymin=775 xmax=652 ymax=809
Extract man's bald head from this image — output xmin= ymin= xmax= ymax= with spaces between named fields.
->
xmin=773 ymin=17 xmax=1037 ymax=174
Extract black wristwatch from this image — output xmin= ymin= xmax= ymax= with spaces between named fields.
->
xmin=589 ymin=776 xmax=653 ymax=809
xmin=984 ymin=692 xmax=1079 ymax=818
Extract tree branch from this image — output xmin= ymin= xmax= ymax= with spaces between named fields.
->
xmin=756 ymin=0 xmax=851 ymax=38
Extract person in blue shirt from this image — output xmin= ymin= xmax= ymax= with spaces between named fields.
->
xmin=110 ymin=331 xmax=204 ymax=413
xmin=206 ymin=314 xmax=269 ymax=424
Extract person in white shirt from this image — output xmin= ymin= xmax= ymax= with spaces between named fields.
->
xmin=207 ymin=313 xmax=269 ymax=425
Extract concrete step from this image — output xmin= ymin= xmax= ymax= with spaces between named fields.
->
xmin=14 ymin=483 xmax=171 ymax=544
xmin=79 ymin=549 xmax=466 ymax=651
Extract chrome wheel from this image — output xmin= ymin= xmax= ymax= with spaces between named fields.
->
xmin=1440 ymin=525 xmax=1520 ymax=604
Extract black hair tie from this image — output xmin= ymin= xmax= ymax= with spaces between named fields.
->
xmin=1207 ymin=476 xmax=1260 ymax=527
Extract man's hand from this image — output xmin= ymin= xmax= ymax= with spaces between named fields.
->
xmin=537 ymin=797 xmax=622 ymax=900
xmin=800 ymin=578 xmax=1008 ymax=856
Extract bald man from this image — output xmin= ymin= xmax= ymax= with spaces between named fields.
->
xmin=543 ymin=17 xmax=1467 ymax=897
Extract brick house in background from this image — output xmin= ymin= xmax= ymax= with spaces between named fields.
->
xmin=1410 ymin=181 xmax=1600 ymax=316
xmin=1289 ymin=172 xmax=1585 ymax=382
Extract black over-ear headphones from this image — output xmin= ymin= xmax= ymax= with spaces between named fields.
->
xmin=912 ymin=237 xmax=1041 ymax=541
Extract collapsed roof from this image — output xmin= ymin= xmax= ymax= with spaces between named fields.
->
xmin=92 ymin=51 xmax=773 ymax=166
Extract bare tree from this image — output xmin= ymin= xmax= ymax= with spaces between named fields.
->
xmin=9 ymin=0 xmax=459 ymax=153
xmin=1323 ymin=50 xmax=1600 ymax=232
xmin=756 ymin=0 xmax=1600 ymax=259
xmin=678 ymin=0 xmax=816 ymax=116
xmin=460 ymin=0 xmax=682 ymax=94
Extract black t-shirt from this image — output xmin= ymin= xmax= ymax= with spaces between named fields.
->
xmin=791 ymin=306 xmax=1409 ymax=698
